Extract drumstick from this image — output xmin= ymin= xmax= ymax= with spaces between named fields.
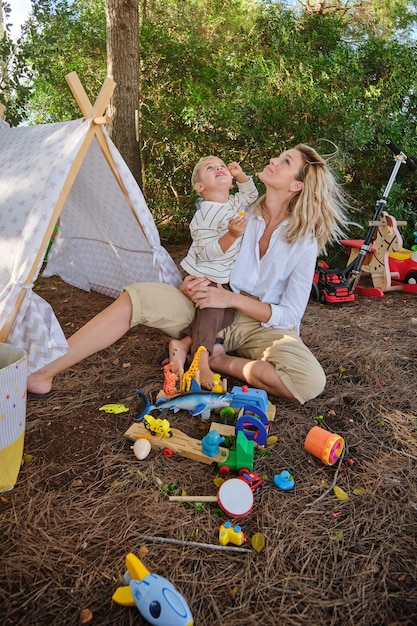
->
xmin=168 ymin=495 xmax=217 ymax=502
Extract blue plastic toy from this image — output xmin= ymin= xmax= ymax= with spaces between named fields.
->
xmin=136 ymin=384 xmax=230 ymax=421
xmin=274 ymin=470 xmax=295 ymax=491
xmin=201 ymin=430 xmax=225 ymax=457
xmin=112 ymin=553 xmax=193 ymax=626
xmin=136 ymin=382 xmax=270 ymax=422
xmin=229 ymin=385 xmax=269 ymax=413
xmin=235 ymin=405 xmax=269 ymax=446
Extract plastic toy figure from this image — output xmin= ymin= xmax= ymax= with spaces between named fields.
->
xmin=143 ymin=414 xmax=173 ymax=438
xmin=211 ymin=373 xmax=224 ymax=393
xmin=136 ymin=383 xmax=271 ymax=423
xmin=218 ymin=430 xmax=255 ymax=474
xmin=238 ymin=468 xmax=263 ymax=492
xmin=273 ymin=470 xmax=295 ymax=491
xmin=136 ymin=381 xmax=231 ymax=421
xmin=180 ymin=346 xmax=207 ymax=392
xmin=163 ymin=362 xmax=179 ymax=398
xmin=201 ymin=430 xmax=225 ymax=457
xmin=219 ymin=521 xmax=246 ymax=546
xmin=112 ymin=553 xmax=193 ymax=626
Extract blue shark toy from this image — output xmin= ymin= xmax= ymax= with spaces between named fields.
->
xmin=136 ymin=380 xmax=231 ymax=421
xmin=112 ymin=553 xmax=193 ymax=626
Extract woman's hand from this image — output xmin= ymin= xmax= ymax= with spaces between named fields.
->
xmin=180 ymin=275 xmax=234 ymax=309
xmin=192 ymin=282 xmax=234 ymax=310
xmin=180 ymin=275 xmax=210 ymax=299
xmin=182 ymin=275 xmax=271 ymax=321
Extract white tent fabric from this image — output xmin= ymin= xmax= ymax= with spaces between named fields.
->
xmin=0 ymin=117 xmax=181 ymax=374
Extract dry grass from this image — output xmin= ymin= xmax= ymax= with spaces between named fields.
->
xmin=1 ymin=249 xmax=416 ymax=625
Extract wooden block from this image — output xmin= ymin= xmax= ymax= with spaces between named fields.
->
xmin=124 ymin=422 xmax=229 ymax=465
xmin=267 ymin=404 xmax=276 ymax=422
xmin=209 ymin=423 xmax=235 ymax=438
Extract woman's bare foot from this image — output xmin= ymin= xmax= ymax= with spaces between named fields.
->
xmin=169 ymin=337 xmax=191 ymax=379
xmin=27 ymin=371 xmax=53 ymax=396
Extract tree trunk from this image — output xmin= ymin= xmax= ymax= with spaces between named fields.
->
xmin=105 ymin=0 xmax=141 ymax=185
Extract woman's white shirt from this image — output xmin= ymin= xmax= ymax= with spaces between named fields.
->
xmin=229 ymin=212 xmax=318 ymax=333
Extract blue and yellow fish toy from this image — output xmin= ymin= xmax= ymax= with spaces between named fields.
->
xmin=112 ymin=553 xmax=193 ymax=626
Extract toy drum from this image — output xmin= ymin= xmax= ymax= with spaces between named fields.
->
xmin=304 ymin=426 xmax=344 ymax=466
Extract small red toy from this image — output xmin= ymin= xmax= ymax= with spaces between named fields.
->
xmin=238 ymin=468 xmax=263 ymax=492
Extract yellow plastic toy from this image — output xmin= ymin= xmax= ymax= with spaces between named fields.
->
xmin=143 ymin=414 xmax=172 ymax=438
xmin=219 ymin=521 xmax=246 ymax=546
xmin=180 ymin=346 xmax=207 ymax=392
xmin=211 ymin=373 xmax=224 ymax=393
xmin=99 ymin=403 xmax=130 ymax=414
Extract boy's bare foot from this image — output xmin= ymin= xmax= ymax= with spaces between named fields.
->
xmin=208 ymin=342 xmax=227 ymax=371
xmin=169 ymin=338 xmax=191 ymax=379
xmin=197 ymin=349 xmax=215 ymax=390
xmin=199 ymin=363 xmax=215 ymax=390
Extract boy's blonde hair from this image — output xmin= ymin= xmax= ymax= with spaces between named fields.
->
xmin=191 ymin=156 xmax=220 ymax=188
xmin=253 ymin=143 xmax=350 ymax=254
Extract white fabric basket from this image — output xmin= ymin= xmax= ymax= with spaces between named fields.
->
xmin=0 ymin=344 xmax=27 ymax=492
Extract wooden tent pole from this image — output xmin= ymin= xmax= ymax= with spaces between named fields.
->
xmin=67 ymin=72 xmax=148 ymax=240
xmin=65 ymin=71 xmax=94 ymax=118
xmin=0 ymin=73 xmax=116 ymax=343
xmin=0 ymin=122 xmax=103 ymax=343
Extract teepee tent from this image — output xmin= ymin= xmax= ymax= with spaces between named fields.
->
xmin=0 ymin=73 xmax=181 ymax=374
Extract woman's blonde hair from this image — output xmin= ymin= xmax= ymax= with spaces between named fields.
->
xmin=254 ymin=143 xmax=350 ymax=253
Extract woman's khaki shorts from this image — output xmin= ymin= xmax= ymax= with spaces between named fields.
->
xmin=124 ymin=282 xmax=325 ymax=404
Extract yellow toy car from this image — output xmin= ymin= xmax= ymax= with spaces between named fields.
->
xmin=143 ymin=414 xmax=172 ymax=438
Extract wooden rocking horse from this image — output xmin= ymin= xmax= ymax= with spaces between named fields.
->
xmin=341 ymin=211 xmax=406 ymax=296
xmin=317 ymin=139 xmax=417 ymax=301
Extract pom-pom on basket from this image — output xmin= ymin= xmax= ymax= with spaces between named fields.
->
xmin=0 ymin=344 xmax=27 ymax=493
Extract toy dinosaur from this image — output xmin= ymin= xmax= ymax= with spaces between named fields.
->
xmin=163 ymin=362 xmax=179 ymax=398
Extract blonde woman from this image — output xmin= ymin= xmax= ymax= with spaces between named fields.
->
xmin=28 ymin=144 xmax=348 ymax=404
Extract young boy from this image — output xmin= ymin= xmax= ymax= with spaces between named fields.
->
xmin=169 ymin=156 xmax=258 ymax=389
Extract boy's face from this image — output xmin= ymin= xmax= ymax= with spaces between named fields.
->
xmin=194 ymin=157 xmax=233 ymax=197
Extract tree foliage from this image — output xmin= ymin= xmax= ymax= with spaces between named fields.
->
xmin=2 ymin=0 xmax=417 ymax=244
xmin=0 ymin=2 xmax=34 ymax=124
xmin=11 ymin=0 xmax=106 ymax=123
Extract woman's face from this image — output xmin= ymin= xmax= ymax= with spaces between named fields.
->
xmin=258 ymin=149 xmax=304 ymax=193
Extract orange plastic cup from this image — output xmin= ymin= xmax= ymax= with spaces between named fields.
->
xmin=304 ymin=426 xmax=344 ymax=466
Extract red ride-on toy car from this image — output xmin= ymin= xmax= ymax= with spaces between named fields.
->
xmin=311 ymin=260 xmax=355 ymax=304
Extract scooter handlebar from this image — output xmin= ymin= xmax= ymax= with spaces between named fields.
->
xmin=386 ymin=139 xmax=416 ymax=171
